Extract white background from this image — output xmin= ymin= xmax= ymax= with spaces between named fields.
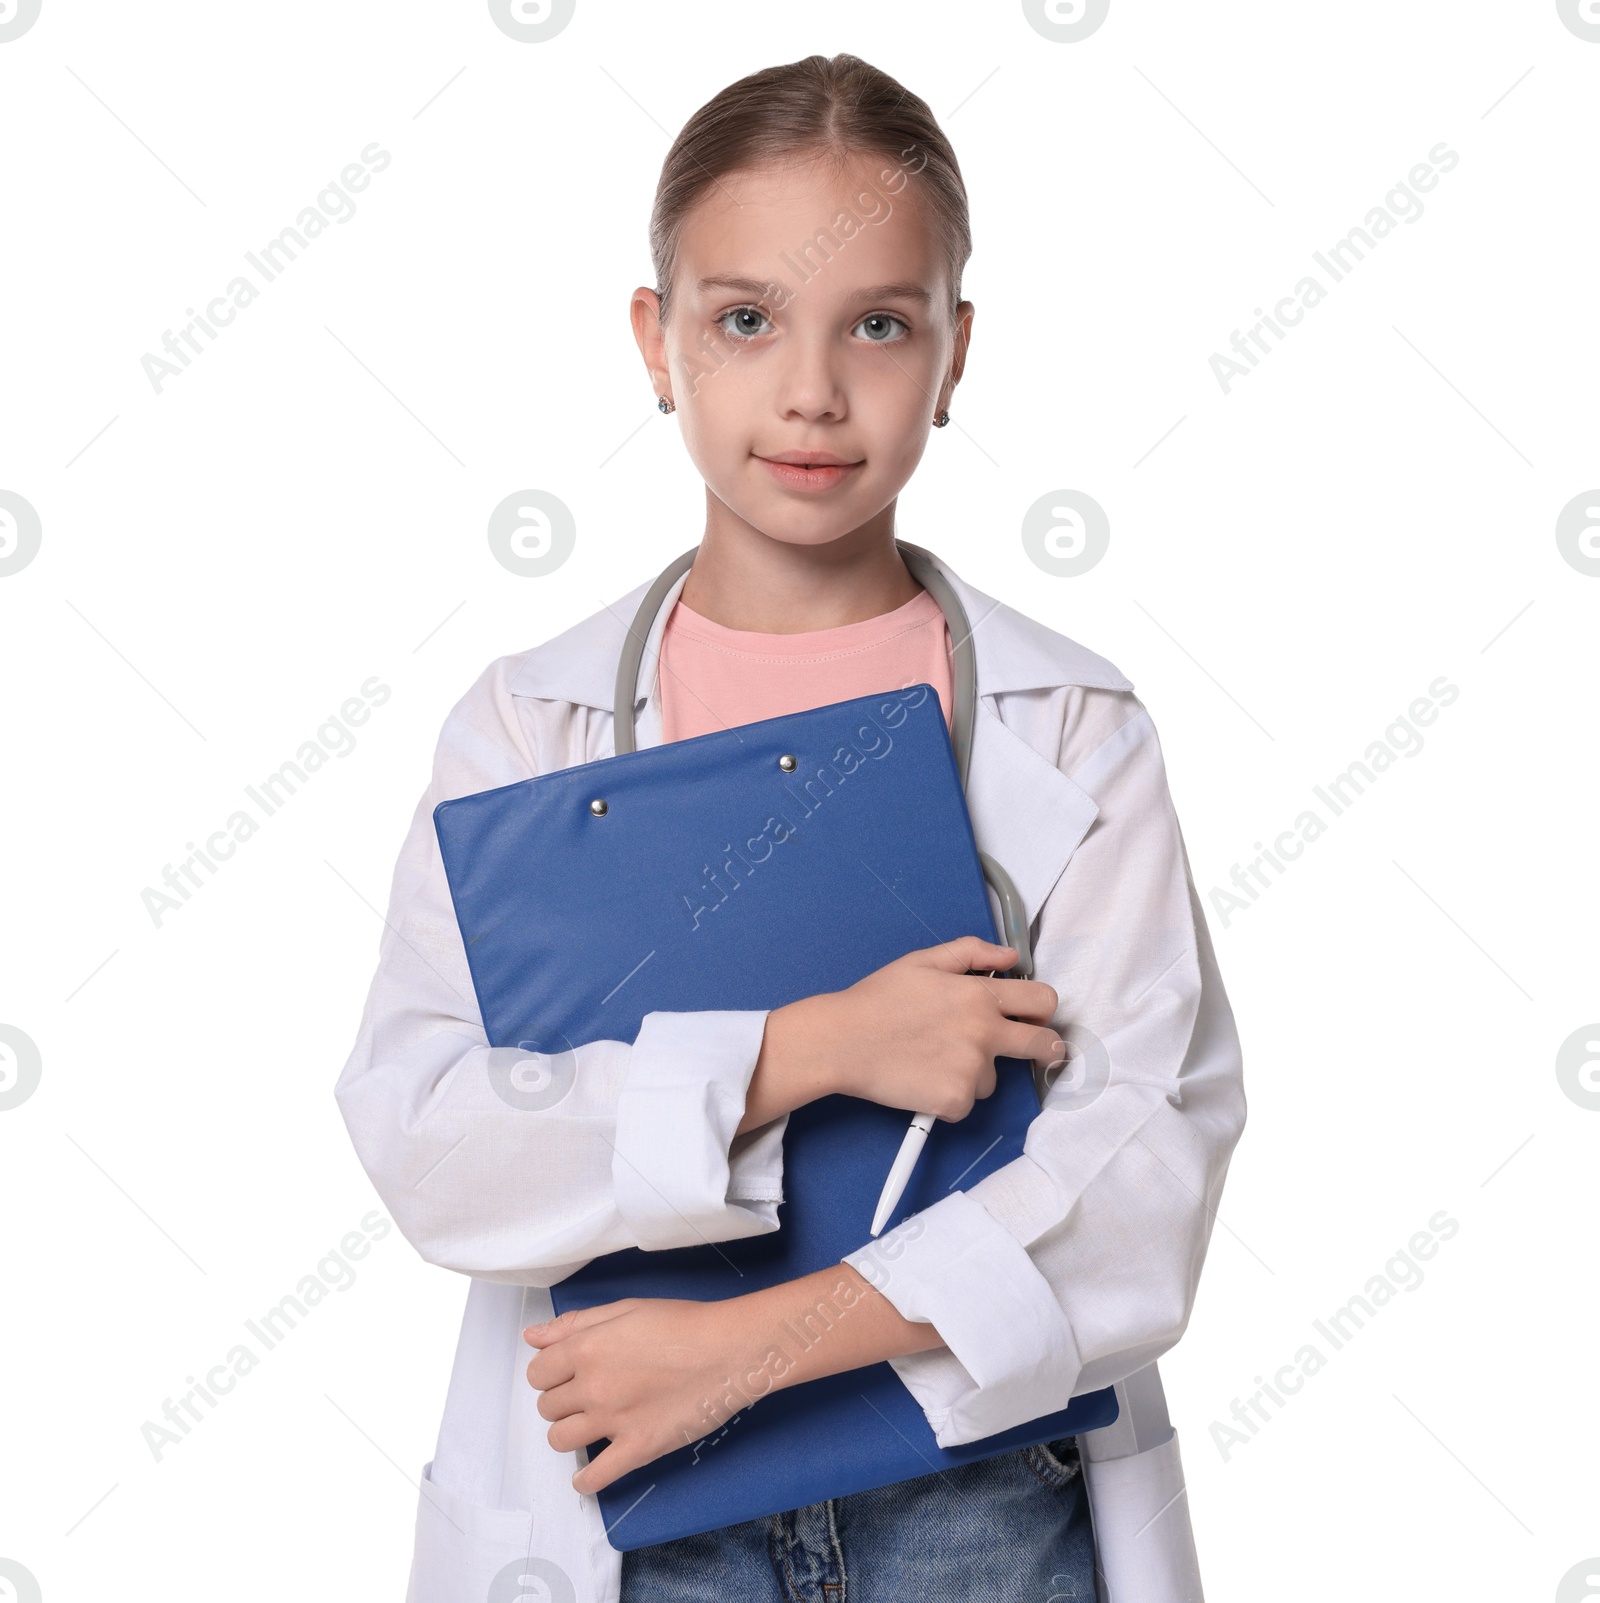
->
xmin=1 ymin=2 xmax=1596 ymax=1599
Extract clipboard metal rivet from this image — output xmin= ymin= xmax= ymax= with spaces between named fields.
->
xmin=588 ymin=798 xmax=608 ymax=816
xmin=777 ymin=754 xmax=797 ymax=771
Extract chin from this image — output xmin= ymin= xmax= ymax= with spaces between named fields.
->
xmin=705 ymin=484 xmax=852 ymax=545
xmin=753 ymin=516 xmax=859 ymax=550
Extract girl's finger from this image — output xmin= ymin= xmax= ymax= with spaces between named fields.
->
xmin=995 ymin=1018 xmax=1069 ymax=1071
xmin=547 ymin=1412 xmax=601 ymax=1457
xmin=920 ymin=935 xmax=1016 ymax=972
xmin=573 ymin=1438 xmax=648 ymax=1496
xmin=524 ymin=1344 xmax=578 ymax=1393
xmin=533 ymin=1376 xmax=585 ymax=1422
xmin=976 ymin=975 xmax=1059 ymax=1021
xmin=523 ymin=1300 xmax=633 ymax=1346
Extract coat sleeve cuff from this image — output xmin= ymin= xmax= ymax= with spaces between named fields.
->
xmin=612 ymin=1009 xmax=785 ymax=1251
xmin=841 ymin=1189 xmax=1084 ymax=1447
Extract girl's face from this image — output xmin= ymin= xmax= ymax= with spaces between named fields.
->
xmin=634 ymin=150 xmax=972 ymax=551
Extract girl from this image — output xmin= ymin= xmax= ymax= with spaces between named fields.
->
xmin=336 ymin=52 xmax=1245 ymax=1603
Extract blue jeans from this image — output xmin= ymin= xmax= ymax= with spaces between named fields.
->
xmin=619 ymin=1436 xmax=1095 ymax=1602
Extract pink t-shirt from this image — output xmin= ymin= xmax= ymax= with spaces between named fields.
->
xmin=658 ymin=585 xmax=954 ymax=743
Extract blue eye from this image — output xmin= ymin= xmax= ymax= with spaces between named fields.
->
xmin=718 ymin=306 xmax=771 ymax=340
xmin=854 ymin=313 xmax=908 ymax=343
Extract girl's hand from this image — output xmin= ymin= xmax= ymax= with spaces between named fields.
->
xmin=752 ymin=936 xmax=1065 ymax=1126
xmin=524 ymin=1296 xmax=777 ymax=1495
xmin=524 ymin=1266 xmax=947 ymax=1495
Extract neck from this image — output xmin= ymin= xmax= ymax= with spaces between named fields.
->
xmin=678 ymin=494 xmax=920 ymax=634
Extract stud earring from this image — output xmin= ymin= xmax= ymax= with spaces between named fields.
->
xmin=658 ymin=395 xmax=676 ymax=415
xmin=933 ymin=409 xmax=950 ymax=428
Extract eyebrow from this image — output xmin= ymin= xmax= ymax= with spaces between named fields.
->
xmin=850 ymin=281 xmax=934 ymax=306
xmin=695 ymin=275 xmax=780 ymax=298
xmin=695 ymin=274 xmax=934 ymax=305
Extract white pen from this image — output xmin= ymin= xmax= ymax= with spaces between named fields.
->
xmin=869 ymin=966 xmax=1004 ymax=1236
xmin=868 ymin=1110 xmax=936 ymax=1236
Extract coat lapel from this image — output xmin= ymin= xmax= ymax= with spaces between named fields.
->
xmin=507 ymin=547 xmax=1133 ymax=935
xmin=929 ymin=553 xmax=1132 ymax=933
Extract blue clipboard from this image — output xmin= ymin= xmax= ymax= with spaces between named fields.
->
xmin=433 ymin=682 xmax=1117 ymax=1549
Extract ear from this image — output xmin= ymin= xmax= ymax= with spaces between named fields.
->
xmin=630 ymin=287 xmax=671 ymax=406
xmin=938 ymin=299 xmax=975 ymax=412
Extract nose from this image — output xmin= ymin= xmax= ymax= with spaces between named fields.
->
xmin=774 ymin=327 xmax=846 ymax=424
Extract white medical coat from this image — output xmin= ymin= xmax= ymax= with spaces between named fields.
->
xmin=334 ymin=544 xmax=1247 ymax=1602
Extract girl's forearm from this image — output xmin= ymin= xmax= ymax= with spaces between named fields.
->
xmin=720 ymin=1262 xmax=945 ymax=1403
xmin=736 ymin=996 xmax=841 ymax=1135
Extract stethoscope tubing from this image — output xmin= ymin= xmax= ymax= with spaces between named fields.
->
xmin=612 ymin=540 xmax=1034 ymax=981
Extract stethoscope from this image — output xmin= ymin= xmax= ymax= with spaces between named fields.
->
xmin=611 ymin=537 xmax=1035 ymax=983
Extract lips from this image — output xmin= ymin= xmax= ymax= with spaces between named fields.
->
xmin=754 ymin=451 xmax=863 ymax=493
xmin=759 ymin=451 xmax=860 ymax=467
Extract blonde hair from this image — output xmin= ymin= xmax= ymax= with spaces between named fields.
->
xmin=649 ymin=52 xmax=971 ymax=325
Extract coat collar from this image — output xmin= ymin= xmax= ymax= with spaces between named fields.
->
xmin=507 ymin=544 xmax=1133 ymax=937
